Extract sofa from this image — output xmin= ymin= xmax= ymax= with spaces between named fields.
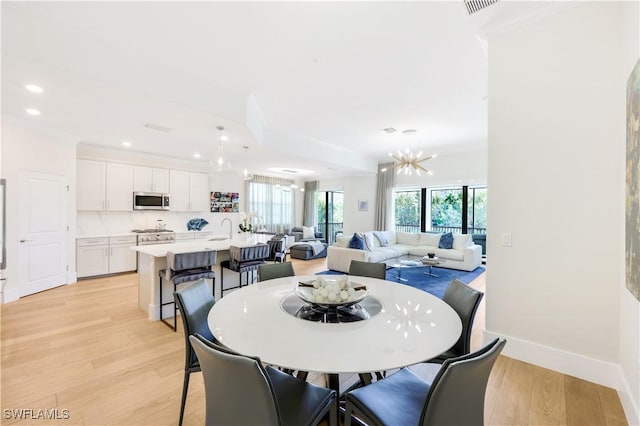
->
xmin=327 ymin=230 xmax=482 ymax=273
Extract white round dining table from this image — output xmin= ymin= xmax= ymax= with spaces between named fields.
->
xmin=207 ymin=275 xmax=462 ymax=374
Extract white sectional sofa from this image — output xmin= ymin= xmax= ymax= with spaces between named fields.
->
xmin=327 ymin=230 xmax=482 ymax=273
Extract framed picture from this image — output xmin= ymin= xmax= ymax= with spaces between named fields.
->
xmin=210 ymin=191 xmax=240 ymax=213
xmin=358 ymin=200 xmax=368 ymax=211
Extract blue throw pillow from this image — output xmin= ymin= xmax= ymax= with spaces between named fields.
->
xmin=439 ymin=232 xmax=454 ymax=249
xmin=348 ymin=233 xmax=365 ymax=250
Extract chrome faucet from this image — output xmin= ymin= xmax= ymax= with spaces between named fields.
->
xmin=221 ymin=218 xmax=233 ymax=240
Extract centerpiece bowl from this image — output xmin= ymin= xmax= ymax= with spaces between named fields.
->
xmin=296 ymin=277 xmax=369 ymax=309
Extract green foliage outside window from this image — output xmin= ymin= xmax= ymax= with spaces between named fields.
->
xmin=431 ymin=190 xmax=463 ymax=227
xmin=395 ymin=191 xmax=420 ymax=230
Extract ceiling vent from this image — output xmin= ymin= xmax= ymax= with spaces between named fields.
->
xmin=464 ymin=0 xmax=499 ymax=15
xmin=281 ymin=169 xmax=300 ymax=174
xmin=144 ymin=123 xmax=172 ymax=132
xmin=382 ymin=127 xmax=397 ymax=134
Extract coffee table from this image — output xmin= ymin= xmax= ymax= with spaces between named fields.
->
xmin=385 ymin=255 xmax=427 ymax=281
xmin=421 ymin=257 xmax=442 ymax=277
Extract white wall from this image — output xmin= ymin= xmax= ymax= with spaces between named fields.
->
xmin=487 ymin=2 xmax=638 ymax=422
xmin=1 ymin=121 xmax=78 ymax=302
xmin=318 ymin=175 xmax=376 ymax=235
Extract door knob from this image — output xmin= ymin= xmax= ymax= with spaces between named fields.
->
xmin=19 ymin=239 xmax=32 ymax=243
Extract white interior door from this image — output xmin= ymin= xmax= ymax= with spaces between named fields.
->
xmin=19 ymin=172 xmax=68 ymax=296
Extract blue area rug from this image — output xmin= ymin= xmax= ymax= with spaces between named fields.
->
xmin=317 ymin=266 xmax=485 ymax=299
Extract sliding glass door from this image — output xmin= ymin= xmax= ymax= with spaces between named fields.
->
xmin=317 ymin=191 xmax=343 ymax=245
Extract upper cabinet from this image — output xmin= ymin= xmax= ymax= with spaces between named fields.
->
xmin=77 ymin=159 xmax=207 ymax=212
xmin=106 ymin=163 xmax=134 ymax=210
xmin=133 ymin=166 xmax=170 ymax=193
xmin=170 ymin=170 xmax=209 ymax=212
xmin=77 ymin=160 xmax=106 ymax=210
xmin=77 ymin=160 xmax=133 ymax=211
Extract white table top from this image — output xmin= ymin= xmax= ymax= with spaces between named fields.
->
xmin=207 ymin=275 xmax=462 ymax=374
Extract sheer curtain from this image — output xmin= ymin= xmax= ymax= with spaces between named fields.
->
xmin=303 ymin=180 xmax=318 ymax=227
xmin=374 ymin=162 xmax=395 ymax=231
xmin=248 ymin=175 xmax=295 ymax=233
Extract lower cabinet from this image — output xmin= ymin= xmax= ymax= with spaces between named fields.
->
xmin=77 ymin=236 xmax=137 ymax=278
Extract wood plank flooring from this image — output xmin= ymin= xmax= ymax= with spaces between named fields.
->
xmin=1 ymin=258 xmax=627 ymax=425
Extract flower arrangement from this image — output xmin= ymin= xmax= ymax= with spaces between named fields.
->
xmin=238 ymin=211 xmax=258 ymax=233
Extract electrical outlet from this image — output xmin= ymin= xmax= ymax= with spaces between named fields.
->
xmin=501 ymin=233 xmax=512 ymax=247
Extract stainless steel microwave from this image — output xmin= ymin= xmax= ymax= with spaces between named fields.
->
xmin=133 ymin=192 xmax=170 ymax=211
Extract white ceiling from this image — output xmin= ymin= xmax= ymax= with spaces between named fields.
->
xmin=1 ymin=1 xmax=547 ymax=179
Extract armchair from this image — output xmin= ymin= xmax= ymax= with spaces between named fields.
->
xmin=290 ymin=226 xmax=324 ymax=242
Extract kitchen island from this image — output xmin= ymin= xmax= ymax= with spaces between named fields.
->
xmin=131 ymin=234 xmax=271 ymax=321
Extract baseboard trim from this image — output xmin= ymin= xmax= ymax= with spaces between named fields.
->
xmin=617 ymin=365 xmax=640 ymax=426
xmin=484 ymin=329 xmax=621 ymax=388
xmin=484 ymin=329 xmax=639 ymax=424
xmin=2 ymin=285 xmax=20 ymax=303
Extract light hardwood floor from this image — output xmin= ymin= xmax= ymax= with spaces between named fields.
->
xmin=1 ymin=258 xmax=628 ymax=425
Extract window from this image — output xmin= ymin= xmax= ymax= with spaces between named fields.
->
xmin=430 ymin=186 xmax=486 ymax=235
xmin=394 ymin=189 xmax=421 ymax=233
xmin=392 ymin=186 xmax=487 ymax=237
xmin=430 ymin=189 xmax=464 ymax=232
xmin=467 ymin=187 xmax=487 ymax=234
xmin=248 ymin=176 xmax=294 ymax=233
xmin=317 ymin=191 xmax=343 ymax=245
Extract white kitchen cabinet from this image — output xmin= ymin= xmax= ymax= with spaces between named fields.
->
xmin=133 ymin=166 xmax=170 ymax=193
xmin=170 ymin=170 xmax=209 ymax=212
xmin=77 ymin=160 xmax=133 ymax=211
xmin=169 ymin=170 xmax=190 ymax=211
xmin=108 ymin=236 xmax=137 ymax=273
xmin=77 ymin=238 xmax=109 ymax=278
xmin=106 ymin=163 xmax=134 ymax=211
xmin=77 ymin=160 xmax=106 ymax=210
xmin=77 ymin=236 xmax=137 ymax=278
xmin=189 ymin=172 xmax=209 ymax=212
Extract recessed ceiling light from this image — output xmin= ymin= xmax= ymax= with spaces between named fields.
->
xmin=382 ymin=128 xmax=397 ymax=134
xmin=122 ymin=141 xmax=132 ymax=147
xmin=402 ymin=129 xmax=418 ymax=135
xmin=25 ymin=84 xmax=43 ymax=93
xmin=193 ymin=153 xmax=201 ymax=158
xmin=25 ymin=108 xmax=41 ymax=116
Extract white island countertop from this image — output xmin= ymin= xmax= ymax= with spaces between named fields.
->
xmin=131 ymin=234 xmax=272 ymax=257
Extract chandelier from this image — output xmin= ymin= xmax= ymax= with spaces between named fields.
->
xmin=216 ymin=125 xmax=228 ymax=170
xmin=242 ymin=145 xmax=253 ymax=181
xmin=389 ymin=149 xmax=437 ymax=176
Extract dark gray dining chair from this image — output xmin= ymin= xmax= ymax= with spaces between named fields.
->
xmin=426 ymin=279 xmax=484 ymax=363
xmin=344 ymin=338 xmax=506 ymax=426
xmin=189 ymin=333 xmax=338 ymax=426
xmin=174 ymin=279 xmax=217 ymax=426
xmin=159 ymin=250 xmax=217 ymax=331
xmin=348 ymin=260 xmax=386 ymax=280
xmin=258 ymin=262 xmax=295 ymax=282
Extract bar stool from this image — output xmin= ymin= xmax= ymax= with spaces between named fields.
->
xmin=159 ymin=250 xmax=217 ymax=331
xmin=220 ymin=244 xmax=269 ymax=296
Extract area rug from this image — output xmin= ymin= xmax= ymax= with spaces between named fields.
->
xmin=317 ymin=266 xmax=485 ymax=299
